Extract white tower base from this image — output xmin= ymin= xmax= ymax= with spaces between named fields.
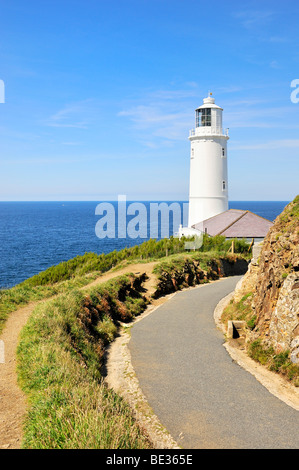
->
xmin=188 ymin=197 xmax=228 ymax=229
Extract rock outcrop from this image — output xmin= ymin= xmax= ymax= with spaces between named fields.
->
xmin=154 ymin=255 xmax=248 ymax=299
xmin=232 ymin=196 xmax=299 ymax=363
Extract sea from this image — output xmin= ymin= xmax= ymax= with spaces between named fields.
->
xmin=0 ymin=201 xmax=290 ymax=289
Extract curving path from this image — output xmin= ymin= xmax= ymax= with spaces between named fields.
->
xmin=0 ymin=261 xmax=158 ymax=449
xmin=129 ymin=276 xmax=299 ymax=449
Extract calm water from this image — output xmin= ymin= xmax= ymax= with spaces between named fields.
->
xmin=0 ymin=201 xmax=289 ymax=289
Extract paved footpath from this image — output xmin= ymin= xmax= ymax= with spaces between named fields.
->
xmin=129 ymin=276 xmax=299 ymax=449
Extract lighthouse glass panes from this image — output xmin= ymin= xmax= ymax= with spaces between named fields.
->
xmin=196 ymin=108 xmax=211 ymax=127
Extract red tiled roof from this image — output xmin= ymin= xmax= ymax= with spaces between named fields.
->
xmin=193 ymin=209 xmax=273 ymax=238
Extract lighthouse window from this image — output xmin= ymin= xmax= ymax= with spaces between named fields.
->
xmin=222 ymin=181 xmax=226 ymax=191
xmin=196 ymin=108 xmax=211 ymax=127
xmin=222 ymin=148 xmax=225 ymax=157
xmin=202 ymin=108 xmax=211 ymax=126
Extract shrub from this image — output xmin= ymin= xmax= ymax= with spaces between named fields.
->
xmin=17 ymin=236 xmax=251 ymax=289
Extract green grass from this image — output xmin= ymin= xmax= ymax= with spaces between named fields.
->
xmin=276 ymin=195 xmax=299 ymax=231
xmin=18 ymin=237 xmax=187 ymax=288
xmin=222 ymin=293 xmax=299 ymax=386
xmin=221 ymin=292 xmax=255 ymax=327
xmin=15 ymin=248 xmax=251 ymax=449
xmin=152 ymin=251 xmax=249 ymax=298
xmin=248 ymin=340 xmax=299 ymax=385
xmin=0 ymin=235 xmax=251 ymax=334
xmin=13 ymin=240 xmax=252 ymax=449
xmin=0 ymin=272 xmax=100 ymax=334
xmin=154 ymin=250 xmax=244 ymax=273
xmin=199 ymin=233 xmax=251 ymax=255
xmin=18 ymin=235 xmax=251 ymax=288
xmin=17 ymin=274 xmax=152 ymax=449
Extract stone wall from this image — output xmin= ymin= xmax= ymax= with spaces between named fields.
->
xmin=268 ymin=273 xmax=299 ymax=362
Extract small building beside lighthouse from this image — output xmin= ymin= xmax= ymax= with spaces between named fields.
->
xmin=188 ymin=93 xmax=229 ymax=228
xmin=178 ymin=93 xmax=273 ymax=242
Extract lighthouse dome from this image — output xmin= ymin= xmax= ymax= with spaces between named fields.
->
xmin=195 ymin=94 xmax=223 ymax=110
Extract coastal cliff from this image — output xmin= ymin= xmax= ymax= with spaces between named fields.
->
xmin=228 ymin=195 xmax=299 ymax=369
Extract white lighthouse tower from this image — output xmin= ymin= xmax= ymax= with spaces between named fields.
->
xmin=188 ymin=93 xmax=229 ymax=228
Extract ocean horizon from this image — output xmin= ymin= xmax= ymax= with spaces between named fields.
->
xmin=0 ymin=200 xmax=290 ymax=289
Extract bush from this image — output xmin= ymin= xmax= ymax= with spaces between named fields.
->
xmin=199 ymin=234 xmax=251 ymax=254
xmin=18 ymin=236 xmax=251 ymax=289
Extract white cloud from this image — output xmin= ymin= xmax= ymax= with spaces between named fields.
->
xmin=116 ymin=83 xmax=203 ymax=147
xmin=216 ymin=86 xmax=244 ymax=94
xmin=270 ymin=60 xmax=280 ymax=69
xmin=268 ymin=36 xmax=288 ymax=43
xmin=147 ymin=88 xmax=198 ymax=100
xmin=119 ymin=105 xmax=189 ymax=128
xmin=47 ymin=121 xmax=88 ymax=129
xmin=118 ymin=86 xmax=196 ymax=145
xmin=234 ymin=10 xmax=275 ymax=29
xmin=61 ymin=141 xmax=82 ymax=146
xmin=45 ymin=100 xmax=94 ymax=129
xmin=231 ymin=139 xmax=299 ymax=150
xmin=224 ymin=104 xmax=299 ymax=129
xmin=118 ymin=84 xmax=299 ymax=153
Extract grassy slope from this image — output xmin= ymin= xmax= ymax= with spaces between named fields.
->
xmin=1 ymin=236 xmax=251 ymax=448
xmin=17 ymin=275 xmax=152 ymax=449
xmin=0 ymin=235 xmax=251 ymax=334
xmin=16 ymin=250 xmax=250 ymax=449
xmin=0 ymin=273 xmax=101 ymax=335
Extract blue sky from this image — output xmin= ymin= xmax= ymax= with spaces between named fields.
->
xmin=0 ymin=0 xmax=298 ymax=201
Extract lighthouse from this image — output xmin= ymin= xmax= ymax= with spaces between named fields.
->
xmin=178 ymin=93 xmax=272 ymax=242
xmin=188 ymin=93 xmax=229 ymax=228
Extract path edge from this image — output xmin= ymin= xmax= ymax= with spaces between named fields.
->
xmin=104 ymin=277 xmax=237 ymax=449
xmin=104 ymin=294 xmax=181 ymax=449
xmin=213 ymin=285 xmax=299 ymax=412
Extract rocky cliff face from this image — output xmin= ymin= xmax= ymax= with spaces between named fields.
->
xmin=154 ymin=255 xmax=249 ymax=299
xmin=233 ymin=196 xmax=299 ymax=363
